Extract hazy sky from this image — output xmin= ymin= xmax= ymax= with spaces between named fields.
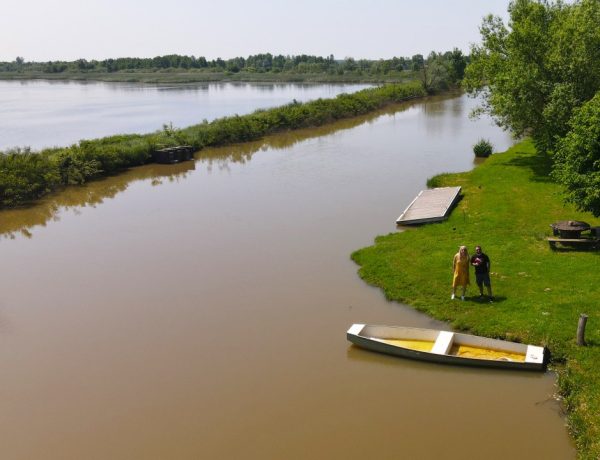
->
xmin=1 ymin=0 xmax=511 ymax=62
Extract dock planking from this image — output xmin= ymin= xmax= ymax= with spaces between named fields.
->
xmin=396 ymin=186 xmax=461 ymax=225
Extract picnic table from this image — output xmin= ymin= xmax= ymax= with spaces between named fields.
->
xmin=548 ymin=220 xmax=600 ymax=249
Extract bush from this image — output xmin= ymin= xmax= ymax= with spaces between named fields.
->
xmin=0 ymin=148 xmax=61 ymax=206
xmin=473 ymin=138 xmax=493 ymax=157
xmin=552 ymin=92 xmax=600 ymax=216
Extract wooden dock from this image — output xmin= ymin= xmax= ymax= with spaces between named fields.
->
xmin=396 ymin=186 xmax=461 ymax=225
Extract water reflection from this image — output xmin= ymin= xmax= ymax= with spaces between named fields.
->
xmin=0 ymin=80 xmax=371 ymax=150
xmin=0 ymin=92 xmax=512 ymax=240
xmin=0 ymin=161 xmax=195 ymax=239
xmin=0 ymin=98 xmax=426 ymax=240
xmin=156 ymin=83 xmax=211 ymax=92
xmin=202 ymin=99 xmax=424 ymax=164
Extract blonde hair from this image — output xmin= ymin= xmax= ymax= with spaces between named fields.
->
xmin=457 ymin=245 xmax=469 ymax=260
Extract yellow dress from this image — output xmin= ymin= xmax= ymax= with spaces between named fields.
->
xmin=452 ymin=254 xmax=470 ymax=288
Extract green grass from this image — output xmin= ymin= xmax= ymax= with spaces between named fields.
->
xmin=351 ymin=140 xmax=600 ymax=458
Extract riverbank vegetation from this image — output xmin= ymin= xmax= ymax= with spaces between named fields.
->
xmin=0 ymin=50 xmax=467 ymax=88
xmin=0 ymin=81 xmax=425 ymax=208
xmin=352 ymin=140 xmax=600 ymax=458
xmin=472 ymin=139 xmax=493 ymax=157
xmin=464 ymin=0 xmax=600 ymax=216
xmin=0 ymin=100 xmax=416 ymax=240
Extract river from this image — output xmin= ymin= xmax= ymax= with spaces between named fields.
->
xmin=0 ymin=80 xmax=370 ymax=151
xmin=0 ymin=83 xmax=575 ymax=459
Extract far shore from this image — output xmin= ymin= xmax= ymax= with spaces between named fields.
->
xmin=0 ymin=70 xmax=413 ymax=85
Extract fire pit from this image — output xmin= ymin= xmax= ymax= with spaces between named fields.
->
xmin=551 ymin=220 xmax=591 ymax=239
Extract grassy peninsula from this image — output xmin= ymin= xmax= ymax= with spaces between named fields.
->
xmin=351 ymin=140 xmax=600 ymax=458
xmin=0 ymin=69 xmax=416 ymax=84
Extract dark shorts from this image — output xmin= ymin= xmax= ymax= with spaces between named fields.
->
xmin=476 ymin=272 xmax=491 ymax=287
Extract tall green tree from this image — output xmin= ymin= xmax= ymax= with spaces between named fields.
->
xmin=464 ymin=0 xmax=600 ymax=214
xmin=419 ymin=52 xmax=451 ymax=93
xmin=553 ymin=92 xmax=600 ymax=215
xmin=447 ymin=48 xmax=467 ymax=83
xmin=464 ymin=1 xmax=560 ymax=145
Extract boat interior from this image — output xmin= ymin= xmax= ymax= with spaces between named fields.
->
xmin=368 ymin=327 xmax=528 ymax=362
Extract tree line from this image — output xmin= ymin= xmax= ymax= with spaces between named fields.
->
xmin=464 ymin=0 xmax=600 ymax=216
xmin=0 ymin=51 xmax=466 ymax=83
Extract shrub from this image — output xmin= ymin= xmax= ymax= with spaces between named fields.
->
xmin=0 ymin=148 xmax=61 ymax=206
xmin=552 ymin=92 xmax=600 ymax=216
xmin=473 ymin=138 xmax=493 ymax=157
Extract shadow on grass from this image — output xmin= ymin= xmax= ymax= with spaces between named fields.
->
xmin=505 ymin=149 xmax=554 ymax=183
xmin=465 ymin=295 xmax=506 ymax=304
xmin=550 ymin=245 xmax=600 ymax=253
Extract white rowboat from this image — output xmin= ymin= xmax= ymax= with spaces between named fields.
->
xmin=347 ymin=324 xmax=546 ymax=371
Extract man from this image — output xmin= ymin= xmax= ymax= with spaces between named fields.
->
xmin=471 ymin=245 xmax=493 ymax=302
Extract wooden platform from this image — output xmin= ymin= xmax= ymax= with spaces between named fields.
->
xmin=152 ymin=145 xmax=195 ymax=164
xmin=396 ymin=186 xmax=461 ymax=225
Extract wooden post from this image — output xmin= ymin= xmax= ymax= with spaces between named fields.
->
xmin=577 ymin=314 xmax=588 ymax=346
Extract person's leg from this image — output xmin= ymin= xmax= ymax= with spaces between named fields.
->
xmin=476 ymin=273 xmax=484 ymax=296
xmin=461 ymin=285 xmax=467 ymax=300
xmin=484 ymin=274 xmax=493 ymax=300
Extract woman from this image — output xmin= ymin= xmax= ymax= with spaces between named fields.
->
xmin=451 ymin=245 xmax=470 ymax=300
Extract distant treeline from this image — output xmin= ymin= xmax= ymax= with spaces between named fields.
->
xmin=0 ymin=81 xmax=425 ymax=208
xmin=1 ymin=51 xmax=467 ymax=84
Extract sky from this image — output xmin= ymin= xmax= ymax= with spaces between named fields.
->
xmin=0 ymin=0 xmax=512 ymax=62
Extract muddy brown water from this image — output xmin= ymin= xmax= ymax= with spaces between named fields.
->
xmin=0 ymin=93 xmax=575 ymax=459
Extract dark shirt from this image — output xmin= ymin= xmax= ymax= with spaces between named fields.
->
xmin=471 ymin=253 xmax=490 ymax=274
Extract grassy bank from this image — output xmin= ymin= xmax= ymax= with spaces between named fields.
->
xmin=0 ymin=81 xmax=425 ymax=208
xmin=351 ymin=140 xmax=600 ymax=458
xmin=0 ymin=69 xmax=417 ymax=84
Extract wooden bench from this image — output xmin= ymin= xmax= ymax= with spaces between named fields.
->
xmin=431 ymin=331 xmax=455 ymax=355
xmin=547 ymin=237 xmax=599 ymax=249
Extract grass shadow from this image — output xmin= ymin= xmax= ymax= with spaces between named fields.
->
xmin=505 ymin=149 xmax=554 ymax=183
xmin=466 ymin=295 xmax=506 ymax=304
xmin=549 ymin=244 xmax=600 ymax=253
